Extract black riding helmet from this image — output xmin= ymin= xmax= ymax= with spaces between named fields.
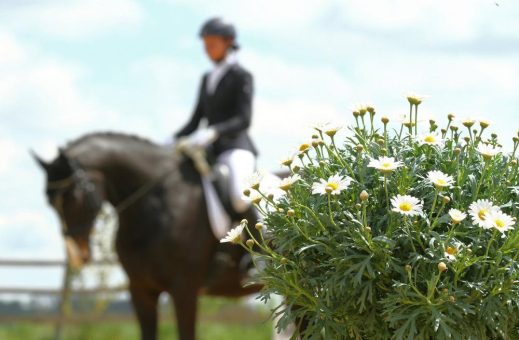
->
xmin=199 ymin=17 xmax=239 ymax=50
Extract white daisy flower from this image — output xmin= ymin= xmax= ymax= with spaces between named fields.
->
xmin=280 ymin=153 xmax=295 ymax=167
xmin=405 ymin=92 xmax=427 ymax=105
xmin=311 ymin=174 xmax=353 ymax=196
xmin=247 ymin=171 xmax=265 ymax=190
xmin=448 ymin=209 xmax=467 ymax=224
xmin=419 ymin=133 xmax=444 ymax=146
xmin=469 ymin=199 xmax=500 ymax=228
xmin=279 ymin=174 xmax=301 ymax=191
xmin=352 ymin=103 xmax=369 ymax=116
xmin=220 ymin=223 xmax=246 ymax=244
xmin=483 ymin=210 xmax=516 ymax=233
xmin=368 ymin=156 xmax=403 ymax=173
xmin=427 ymin=170 xmax=454 ymax=189
xmin=298 ymin=142 xmax=311 ymax=153
xmin=477 ymin=144 xmax=501 ymax=160
xmin=313 ymin=122 xmax=343 ymax=137
xmin=444 ymin=246 xmax=458 ymax=261
xmin=460 ymin=117 xmax=477 ymax=128
xmin=391 ymin=195 xmax=423 ymax=216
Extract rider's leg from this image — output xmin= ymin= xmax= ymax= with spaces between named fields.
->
xmin=216 ymin=149 xmax=256 ymax=214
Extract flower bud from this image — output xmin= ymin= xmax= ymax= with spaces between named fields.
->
xmin=449 ymin=296 xmax=456 ymax=302
xmin=280 ymin=257 xmax=288 ymax=265
xmin=255 ymin=222 xmax=264 ymax=231
xmin=438 ymin=262 xmax=448 ymax=273
xmin=491 ymin=133 xmax=498 ymax=139
xmin=448 ymin=113 xmax=455 ymax=121
xmin=246 ymin=239 xmax=255 ymax=248
xmin=511 ymin=159 xmax=518 ymax=166
xmin=442 ymin=196 xmax=451 ymax=204
xmin=352 ymin=111 xmax=360 ymax=118
xmin=319 ymin=160 xmax=326 ymax=167
xmin=377 ymin=138 xmax=385 ymax=146
xmin=267 ymin=193 xmax=274 ymax=200
xmin=463 ymin=136 xmax=470 ymax=143
xmin=243 ymin=188 xmax=251 ymax=197
xmin=479 ymin=120 xmax=490 ymax=129
xmin=293 ymin=165 xmax=301 ymax=173
xmin=356 ymin=144 xmax=364 ymax=152
xmin=429 ymin=119 xmax=436 ymax=125
xmin=355 ymin=203 xmax=362 ymax=210
xmin=513 ymin=136 xmax=519 ymax=143
xmin=241 ymin=219 xmax=248 ymax=226
xmin=365 ymin=226 xmax=371 ymax=232
xmin=405 ymin=264 xmax=412 ymax=272
xmin=450 ymin=125 xmax=458 ymax=132
xmin=311 ymin=134 xmax=319 ymax=139
xmin=287 ymin=209 xmax=295 ymax=217
xmin=278 ymin=208 xmax=284 ymax=213
xmin=454 ymin=148 xmax=461 ymax=155
xmin=441 ymin=128 xmax=447 ymax=134
xmin=360 ymin=190 xmax=369 ymax=201
xmin=381 ymin=116 xmax=389 ymax=124
xmin=251 ymin=196 xmax=262 ymax=204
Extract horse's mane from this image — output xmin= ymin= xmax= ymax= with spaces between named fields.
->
xmin=64 ymin=131 xmax=159 ymax=150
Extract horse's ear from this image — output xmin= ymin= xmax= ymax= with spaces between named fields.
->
xmin=30 ymin=149 xmax=50 ymax=172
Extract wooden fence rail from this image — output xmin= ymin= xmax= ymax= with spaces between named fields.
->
xmin=0 ymin=258 xmax=124 ymax=340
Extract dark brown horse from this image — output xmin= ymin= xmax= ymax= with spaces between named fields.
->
xmin=32 ymin=132 xmax=265 ymax=340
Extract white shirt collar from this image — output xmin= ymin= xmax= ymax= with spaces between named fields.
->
xmin=206 ymin=52 xmax=238 ymax=94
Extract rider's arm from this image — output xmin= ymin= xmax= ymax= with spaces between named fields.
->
xmin=212 ymin=70 xmax=253 ymax=137
xmin=174 ymin=75 xmax=206 ymax=138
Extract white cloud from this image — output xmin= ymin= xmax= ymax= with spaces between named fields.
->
xmin=0 ymin=0 xmax=144 ymax=38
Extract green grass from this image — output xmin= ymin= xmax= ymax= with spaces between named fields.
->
xmin=0 ymin=321 xmax=272 ymax=340
xmin=0 ymin=297 xmax=274 ymax=340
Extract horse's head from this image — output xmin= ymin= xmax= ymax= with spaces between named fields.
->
xmin=32 ymin=148 xmax=105 ymax=268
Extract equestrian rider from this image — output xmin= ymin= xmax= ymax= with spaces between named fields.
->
xmin=174 ymin=17 xmax=258 ymax=217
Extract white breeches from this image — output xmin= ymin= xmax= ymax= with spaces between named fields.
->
xmin=216 ymin=149 xmax=256 ymax=213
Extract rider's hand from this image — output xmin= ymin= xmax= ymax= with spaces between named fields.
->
xmin=186 ymin=127 xmax=218 ymax=148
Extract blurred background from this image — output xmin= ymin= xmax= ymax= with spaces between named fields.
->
xmin=1 ymin=0 xmax=518 ymax=338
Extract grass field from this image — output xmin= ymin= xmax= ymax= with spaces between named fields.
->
xmin=0 ymin=297 xmax=274 ymax=340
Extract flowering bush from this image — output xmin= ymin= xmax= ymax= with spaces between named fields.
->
xmin=222 ymin=96 xmax=519 ymax=339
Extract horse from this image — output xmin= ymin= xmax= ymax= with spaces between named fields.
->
xmin=32 ymin=132 xmax=268 ymax=340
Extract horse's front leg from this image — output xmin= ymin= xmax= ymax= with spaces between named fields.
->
xmin=169 ymin=282 xmax=199 ymax=340
xmin=129 ymin=284 xmax=160 ymax=340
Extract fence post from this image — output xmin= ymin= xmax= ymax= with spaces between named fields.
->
xmin=53 ymin=259 xmax=73 ymax=340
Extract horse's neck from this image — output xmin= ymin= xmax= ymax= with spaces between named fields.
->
xmin=69 ymin=137 xmax=173 ymax=209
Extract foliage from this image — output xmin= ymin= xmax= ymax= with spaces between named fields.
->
xmin=233 ymin=98 xmax=519 ymax=339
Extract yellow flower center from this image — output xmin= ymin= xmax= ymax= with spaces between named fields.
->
xmin=478 ymin=209 xmax=488 ymax=220
xmin=424 ymin=135 xmax=436 ymax=143
xmin=327 ymin=182 xmax=339 ymax=191
xmin=436 ymin=179 xmax=446 ymax=186
xmin=399 ymin=202 xmax=412 ymax=212
xmin=446 ymin=246 xmax=457 ymax=256
xmin=382 ymin=162 xmax=392 ymax=169
xmin=494 ymin=219 xmax=505 ymax=228
xmin=299 ymin=143 xmax=310 ymax=152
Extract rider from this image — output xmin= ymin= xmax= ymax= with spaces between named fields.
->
xmin=174 ymin=17 xmax=258 ymax=218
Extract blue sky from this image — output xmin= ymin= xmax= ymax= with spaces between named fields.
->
xmin=1 ymin=0 xmax=519 ymax=292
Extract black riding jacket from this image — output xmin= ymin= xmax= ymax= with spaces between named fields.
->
xmin=175 ymin=63 xmax=258 ymax=156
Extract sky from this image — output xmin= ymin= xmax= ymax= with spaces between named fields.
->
xmin=1 ymin=0 xmax=519 ymax=294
